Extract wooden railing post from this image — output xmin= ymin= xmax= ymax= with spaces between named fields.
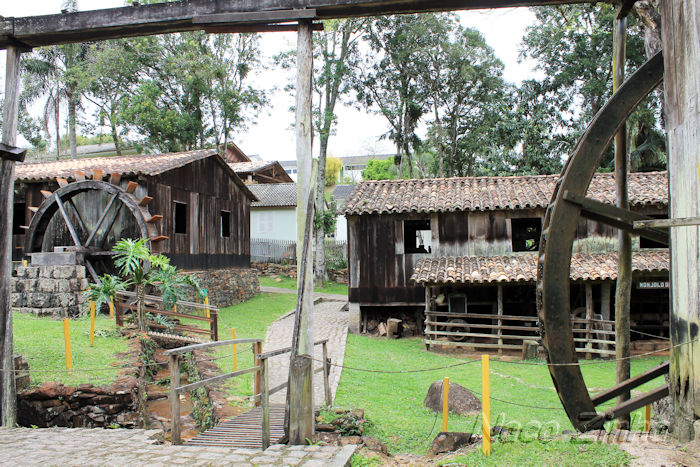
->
xmin=210 ymin=309 xmax=218 ymax=341
xmin=322 ymin=341 xmax=332 ymax=407
xmin=253 ymin=341 xmax=262 ymax=407
xmin=170 ymin=354 xmax=181 ymax=444
xmin=261 ymin=356 xmax=270 ymax=450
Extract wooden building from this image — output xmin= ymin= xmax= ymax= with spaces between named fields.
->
xmin=343 ymin=172 xmax=670 ymax=354
xmin=222 ymin=142 xmax=293 ymax=184
xmin=13 ymin=149 xmax=256 ymax=271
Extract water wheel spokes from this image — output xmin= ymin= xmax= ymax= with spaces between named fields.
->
xmin=537 ymin=51 xmax=669 ymax=431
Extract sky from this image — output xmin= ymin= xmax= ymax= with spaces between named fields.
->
xmin=0 ymin=1 xmax=541 ymax=162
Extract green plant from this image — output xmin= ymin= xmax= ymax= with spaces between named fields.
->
xmin=138 ymin=333 xmax=157 ymax=381
xmin=350 ymin=453 xmax=383 ymax=467
xmin=85 ymin=273 xmax=125 ymax=313
xmin=184 ymin=352 xmax=218 ymax=431
xmin=147 ymin=312 xmax=176 ymax=332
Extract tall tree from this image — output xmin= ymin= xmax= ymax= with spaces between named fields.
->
xmin=313 ymin=19 xmax=363 ymax=282
xmin=355 ymin=14 xmax=454 ymax=179
xmin=519 ymin=4 xmax=663 ymax=171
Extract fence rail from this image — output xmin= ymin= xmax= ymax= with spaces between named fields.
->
xmin=251 ymin=238 xmax=347 ymax=265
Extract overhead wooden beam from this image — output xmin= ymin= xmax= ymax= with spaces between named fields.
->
xmin=0 ymin=0 xmax=592 ymax=49
xmin=204 ymin=23 xmax=324 ymax=34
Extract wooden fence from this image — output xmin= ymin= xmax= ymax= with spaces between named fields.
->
xmin=115 ymin=291 xmax=219 ymax=341
xmin=251 ymin=238 xmax=347 ymax=265
xmin=424 ymin=310 xmax=615 ymax=357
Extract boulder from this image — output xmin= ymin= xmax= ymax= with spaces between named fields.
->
xmin=424 ymin=380 xmax=481 ymax=415
xmin=362 ymin=436 xmax=388 ymax=454
xmin=429 ymin=432 xmax=476 ymax=455
xmin=20 ymin=382 xmax=76 ymax=401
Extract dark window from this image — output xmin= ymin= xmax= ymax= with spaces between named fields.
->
xmin=174 ymin=202 xmax=187 ymax=234
xmin=511 ymin=218 xmax=542 ymax=252
xmin=13 ymin=203 xmax=26 ymax=235
xmin=640 ymin=214 xmax=667 ymax=248
xmin=221 ymin=210 xmax=231 ymax=238
xmin=404 ymin=219 xmax=431 ymax=254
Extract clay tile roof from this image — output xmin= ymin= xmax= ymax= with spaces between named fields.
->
xmin=342 ymin=171 xmax=668 ymax=215
xmin=410 ymin=250 xmax=669 ymax=285
xmin=15 ymin=149 xmax=218 ymax=182
xmin=228 ymin=161 xmax=276 ymax=173
xmin=248 ymin=183 xmax=297 ymax=207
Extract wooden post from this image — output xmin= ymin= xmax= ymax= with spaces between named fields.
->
xmin=253 ymin=341 xmax=262 ymax=407
xmin=287 ymin=18 xmax=315 ymax=445
xmin=585 ymin=283 xmax=593 ymax=359
xmin=232 ymin=328 xmax=238 ymax=371
xmin=600 ymin=283 xmax=611 ymax=352
xmin=441 ymin=376 xmax=449 ymax=432
xmin=261 ymin=356 xmax=270 ymax=450
xmin=644 ymin=404 xmax=651 ymax=432
xmin=169 ymin=354 xmax=181 ymax=444
xmin=661 ymin=1 xmax=700 ymax=441
xmin=89 ymin=301 xmax=96 ymax=347
xmin=497 ymin=285 xmax=504 ymax=356
xmin=482 ymin=354 xmax=490 ymax=456
xmin=613 ymin=12 xmax=632 ymax=429
xmin=0 ymin=44 xmax=22 ymax=428
xmin=210 ymin=309 xmax=218 ymax=341
xmin=425 ymin=287 xmax=432 ymax=351
xmin=63 ymin=319 xmax=72 ymax=370
xmin=322 ymin=341 xmax=332 ymax=407
xmin=108 ymin=296 xmax=115 ymax=319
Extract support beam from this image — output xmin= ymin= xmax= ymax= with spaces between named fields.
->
xmin=0 ymin=45 xmax=21 ymax=427
xmin=612 ymin=13 xmax=631 ymax=430
xmin=287 ymin=19 xmax=315 ymax=446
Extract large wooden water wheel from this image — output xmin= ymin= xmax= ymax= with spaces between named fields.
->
xmin=537 ymin=51 xmax=670 ymax=431
xmin=24 ymin=172 xmax=166 ymax=283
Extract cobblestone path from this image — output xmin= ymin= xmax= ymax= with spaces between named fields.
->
xmin=0 ymin=428 xmax=357 ymax=466
xmin=264 ymin=300 xmax=348 ymax=405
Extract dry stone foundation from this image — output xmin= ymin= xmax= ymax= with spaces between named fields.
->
xmin=185 ymin=267 xmax=260 ymax=307
xmin=11 ymin=264 xmax=89 ymax=317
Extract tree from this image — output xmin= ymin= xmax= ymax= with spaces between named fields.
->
xmin=325 ymin=156 xmax=343 ymax=186
xmin=362 ymin=157 xmax=397 ymax=180
xmin=87 ymin=238 xmax=199 ymax=332
xmin=355 ymin=14 xmax=454 ymax=179
xmin=518 ymin=5 xmax=663 ymax=171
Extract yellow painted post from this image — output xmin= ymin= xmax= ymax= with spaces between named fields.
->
xmin=442 ymin=377 xmax=449 ymax=432
xmin=482 ymin=354 xmax=490 ymax=456
xmin=109 ymin=296 xmax=115 ymax=318
xmin=232 ymin=328 xmax=238 ymax=371
xmin=63 ymin=318 xmax=72 ymax=370
xmin=644 ymin=404 xmax=651 ymax=432
xmin=204 ymin=296 xmax=210 ymax=319
xmin=22 ymin=260 xmax=27 ymax=267
xmin=89 ymin=301 xmax=96 ymax=347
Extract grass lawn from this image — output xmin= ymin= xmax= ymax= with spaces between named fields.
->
xmin=13 ymin=313 xmax=129 ymax=387
xmin=259 ymin=275 xmax=348 ymax=296
xmin=335 ymin=334 xmax=667 ymax=456
xmin=212 ymin=292 xmax=298 ymax=400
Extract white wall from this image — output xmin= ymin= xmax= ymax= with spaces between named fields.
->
xmin=333 ymin=214 xmax=348 ymax=242
xmin=251 ymin=207 xmax=297 ymax=241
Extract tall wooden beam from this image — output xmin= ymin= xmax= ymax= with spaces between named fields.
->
xmin=0 ymin=0 xmax=592 ymax=49
xmin=612 ymin=11 xmax=631 ymax=430
xmin=0 ymin=45 xmax=22 ymax=427
xmin=661 ymin=1 xmax=700 ymax=442
xmin=287 ymin=19 xmax=315 ymax=445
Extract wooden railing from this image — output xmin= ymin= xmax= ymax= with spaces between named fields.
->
xmin=115 ymin=291 xmax=219 ymax=341
xmin=424 ymin=311 xmax=615 ymax=357
xmin=164 ymin=338 xmax=263 ymax=445
xmin=257 ymin=339 xmax=331 ymax=450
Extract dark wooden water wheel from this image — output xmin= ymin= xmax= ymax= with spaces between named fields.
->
xmin=24 ymin=173 xmax=166 ymax=283
xmin=537 ymin=51 xmax=670 ymax=431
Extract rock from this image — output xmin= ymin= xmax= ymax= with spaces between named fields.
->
xmin=20 ymin=382 xmax=76 ymax=401
xmin=429 ymin=432 xmax=476 ymax=455
xmin=362 ymin=436 xmax=388 ymax=454
xmin=14 ymin=355 xmax=30 ymax=391
xmin=316 ymin=423 xmax=336 ymax=432
xmin=340 ymin=436 xmax=362 ymax=446
xmin=522 ymin=340 xmax=539 ymax=360
xmin=424 ymin=380 xmax=481 ymax=415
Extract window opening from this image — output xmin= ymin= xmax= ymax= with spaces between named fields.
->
xmin=511 ymin=218 xmax=542 ymax=252
xmin=174 ymin=202 xmax=187 ymax=234
xmin=404 ymin=219 xmax=431 ymax=254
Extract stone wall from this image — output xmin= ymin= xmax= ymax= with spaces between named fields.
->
xmin=252 ymin=262 xmax=348 ymax=284
xmin=17 ymin=378 xmax=140 ymax=428
xmin=11 ymin=264 xmax=89 ymax=317
xmin=185 ymin=268 xmax=260 ymax=308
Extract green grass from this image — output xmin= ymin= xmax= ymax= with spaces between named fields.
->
xmin=440 ymin=438 xmax=631 ymax=466
xmin=335 ymin=334 xmax=666 ymax=455
xmin=13 ymin=313 xmax=129 ymax=387
xmin=212 ymin=292 xmax=298 ymax=400
xmin=259 ymin=275 xmax=348 ymax=295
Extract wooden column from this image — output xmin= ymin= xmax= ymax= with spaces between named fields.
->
xmin=0 ymin=45 xmax=22 ymax=427
xmin=497 ymin=285 xmax=504 ymax=356
xmin=288 ymin=19 xmax=315 ymax=445
xmin=601 ymin=283 xmax=611 ymax=352
xmin=612 ymin=12 xmax=632 ymax=429
xmin=661 ymin=2 xmax=700 ymax=442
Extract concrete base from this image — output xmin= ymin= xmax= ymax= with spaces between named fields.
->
xmin=348 ymin=302 xmax=361 ymax=334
